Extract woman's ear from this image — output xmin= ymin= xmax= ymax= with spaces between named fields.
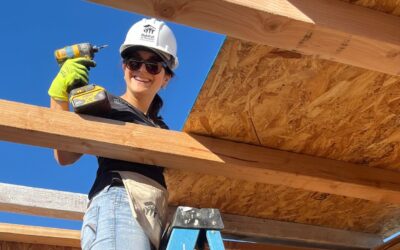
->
xmin=122 ymin=63 xmax=127 ymax=71
xmin=162 ymin=75 xmax=171 ymax=88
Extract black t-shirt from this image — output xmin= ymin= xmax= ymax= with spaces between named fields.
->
xmin=88 ymin=94 xmax=168 ymax=200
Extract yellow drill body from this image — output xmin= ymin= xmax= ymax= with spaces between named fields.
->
xmin=54 ymin=43 xmax=110 ymax=115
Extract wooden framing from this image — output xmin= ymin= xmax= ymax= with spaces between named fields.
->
xmin=374 ymin=235 xmax=400 ymax=250
xmin=2 ymin=99 xmax=400 ymax=205
xmin=1 ymin=1 xmax=399 ymax=249
xmin=0 ymin=223 xmax=373 ymax=250
xmin=0 ymin=182 xmax=383 ymax=248
xmin=4 ymin=99 xmax=400 ymax=205
xmin=0 ymin=223 xmax=80 ymax=248
xmin=0 ymin=183 xmax=87 ymax=220
xmin=0 ymin=224 xmax=323 ymax=250
xmin=177 ymin=36 xmax=400 ymax=235
xmin=89 ymin=0 xmax=400 ymax=76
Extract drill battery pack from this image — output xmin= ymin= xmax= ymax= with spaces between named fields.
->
xmin=69 ymin=84 xmax=111 ymax=115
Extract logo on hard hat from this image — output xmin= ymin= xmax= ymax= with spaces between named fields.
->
xmin=143 ymin=25 xmax=155 ymax=34
xmin=141 ymin=25 xmax=156 ymax=42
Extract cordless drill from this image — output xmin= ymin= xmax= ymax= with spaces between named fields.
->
xmin=54 ymin=43 xmax=111 ymax=115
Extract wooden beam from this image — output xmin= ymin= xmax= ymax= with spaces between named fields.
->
xmin=88 ymin=0 xmax=400 ymax=76
xmin=2 ymin=99 xmax=400 ymax=205
xmin=5 ymin=99 xmax=400 ymax=205
xmin=374 ymin=235 xmax=400 ymax=250
xmin=0 ymin=222 xmax=340 ymax=250
xmin=219 ymin=242 xmax=317 ymax=250
xmin=0 ymin=223 xmax=80 ymax=248
xmin=222 ymin=214 xmax=383 ymax=249
xmin=0 ymin=183 xmax=383 ymax=248
xmin=0 ymin=224 xmax=319 ymax=250
xmin=0 ymin=183 xmax=87 ymax=220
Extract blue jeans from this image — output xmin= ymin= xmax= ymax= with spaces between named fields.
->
xmin=81 ymin=185 xmax=152 ymax=250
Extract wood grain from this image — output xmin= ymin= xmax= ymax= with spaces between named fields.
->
xmin=375 ymin=235 xmax=400 ymax=249
xmin=0 ymin=184 xmax=382 ymax=248
xmin=341 ymin=0 xmax=400 ymax=16
xmin=2 ymin=100 xmax=400 ymax=204
xmin=0 ymin=223 xmax=80 ymax=248
xmin=89 ymin=0 xmax=400 ymax=76
xmin=0 ymin=183 xmax=87 ymax=220
xmin=180 ymin=36 xmax=400 ymax=237
xmin=0 ymin=241 xmax=80 ymax=250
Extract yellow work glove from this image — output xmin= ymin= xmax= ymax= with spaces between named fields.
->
xmin=48 ymin=57 xmax=96 ymax=101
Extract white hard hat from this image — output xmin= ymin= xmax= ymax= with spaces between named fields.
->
xmin=120 ymin=18 xmax=179 ymax=70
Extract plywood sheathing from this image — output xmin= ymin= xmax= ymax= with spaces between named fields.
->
xmin=341 ymin=0 xmax=400 ymax=16
xmin=164 ymin=0 xmax=400 ymax=237
xmin=184 ymin=39 xmax=400 ymax=169
xmin=166 ymin=168 xmax=400 ymax=235
xmin=166 ymin=36 xmax=400 ymax=237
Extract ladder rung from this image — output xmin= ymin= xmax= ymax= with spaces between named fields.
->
xmin=166 ymin=228 xmax=200 ymax=250
xmin=206 ymin=230 xmax=225 ymax=250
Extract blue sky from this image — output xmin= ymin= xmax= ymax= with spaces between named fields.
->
xmin=0 ymin=0 xmax=224 ymax=230
xmin=1 ymin=0 xmax=396 ymax=244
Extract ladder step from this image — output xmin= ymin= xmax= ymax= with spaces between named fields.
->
xmin=206 ymin=230 xmax=225 ymax=250
xmin=166 ymin=228 xmax=200 ymax=250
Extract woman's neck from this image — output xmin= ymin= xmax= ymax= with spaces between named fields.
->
xmin=120 ymin=92 xmax=153 ymax=115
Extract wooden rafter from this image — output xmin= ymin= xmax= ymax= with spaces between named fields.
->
xmin=89 ymin=0 xmax=400 ymax=76
xmin=374 ymin=235 xmax=400 ymax=250
xmin=0 ymin=182 xmax=383 ymax=248
xmin=0 ymin=183 xmax=87 ymax=220
xmin=0 ymin=223 xmax=375 ymax=250
xmin=0 ymin=223 xmax=80 ymax=248
xmin=1 ymin=99 xmax=400 ymax=205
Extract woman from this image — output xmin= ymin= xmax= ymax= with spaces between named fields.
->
xmin=48 ymin=18 xmax=178 ymax=250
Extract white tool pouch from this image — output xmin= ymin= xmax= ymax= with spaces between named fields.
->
xmin=117 ymin=171 xmax=168 ymax=249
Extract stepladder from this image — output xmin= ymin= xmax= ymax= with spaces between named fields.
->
xmin=160 ymin=206 xmax=225 ymax=250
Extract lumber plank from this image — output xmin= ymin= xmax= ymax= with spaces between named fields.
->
xmin=88 ymin=0 xmax=400 ymax=76
xmin=0 ymin=223 xmax=80 ymax=248
xmin=0 ymin=223 xmax=317 ymax=250
xmin=0 ymin=183 xmax=383 ymax=248
xmin=0 ymin=241 xmax=79 ymax=250
xmin=222 ymin=213 xmax=383 ymax=248
xmin=216 ymin=242 xmax=318 ymax=250
xmin=0 ymin=183 xmax=87 ymax=220
xmin=374 ymin=235 xmax=400 ymax=250
xmin=2 ymin=99 xmax=400 ymax=204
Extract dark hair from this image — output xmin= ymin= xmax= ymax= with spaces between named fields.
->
xmin=147 ymin=67 xmax=174 ymax=122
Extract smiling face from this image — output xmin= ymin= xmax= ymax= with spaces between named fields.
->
xmin=122 ymin=50 xmax=171 ymax=100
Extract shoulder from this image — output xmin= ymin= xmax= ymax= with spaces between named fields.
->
xmin=109 ymin=94 xmax=128 ymax=110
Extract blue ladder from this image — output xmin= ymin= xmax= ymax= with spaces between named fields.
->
xmin=163 ymin=206 xmax=225 ymax=250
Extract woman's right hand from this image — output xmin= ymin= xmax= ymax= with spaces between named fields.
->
xmin=48 ymin=57 xmax=96 ymax=101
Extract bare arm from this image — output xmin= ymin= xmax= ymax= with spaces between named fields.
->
xmin=50 ymin=98 xmax=83 ymax=166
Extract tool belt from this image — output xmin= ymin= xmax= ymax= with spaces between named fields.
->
xmin=117 ymin=171 xmax=168 ymax=249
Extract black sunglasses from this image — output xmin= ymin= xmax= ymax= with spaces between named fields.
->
xmin=125 ymin=58 xmax=167 ymax=75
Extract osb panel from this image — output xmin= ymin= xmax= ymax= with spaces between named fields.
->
xmin=0 ymin=241 xmax=80 ymax=250
xmin=165 ymin=36 xmax=400 ymax=237
xmin=167 ymin=0 xmax=400 ymax=236
xmin=184 ymin=38 xmax=400 ymax=168
xmin=341 ymin=0 xmax=400 ymax=16
xmin=166 ymin=170 xmax=400 ymax=237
